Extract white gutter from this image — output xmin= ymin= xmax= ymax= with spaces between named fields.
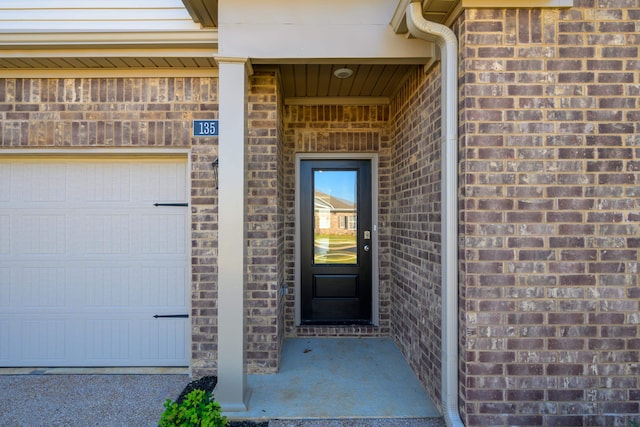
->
xmin=405 ymin=2 xmax=463 ymax=427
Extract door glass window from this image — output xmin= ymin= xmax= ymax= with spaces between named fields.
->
xmin=313 ymin=170 xmax=357 ymax=265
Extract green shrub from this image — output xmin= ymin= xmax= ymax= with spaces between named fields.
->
xmin=159 ymin=389 xmax=228 ymax=427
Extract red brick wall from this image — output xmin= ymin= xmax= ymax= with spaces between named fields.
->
xmin=246 ymin=70 xmax=284 ymax=374
xmin=389 ymin=64 xmax=445 ymax=411
xmin=458 ymin=3 xmax=640 ymax=426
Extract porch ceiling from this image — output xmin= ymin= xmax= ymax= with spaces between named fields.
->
xmin=274 ymin=0 xmax=461 ymax=102
xmin=278 ymin=63 xmax=418 ymax=103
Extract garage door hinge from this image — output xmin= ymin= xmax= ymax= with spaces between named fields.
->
xmin=153 ymin=203 xmax=188 ymax=207
xmin=153 ymin=314 xmax=189 ymax=318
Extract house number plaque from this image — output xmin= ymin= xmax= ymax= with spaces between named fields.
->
xmin=193 ymin=119 xmax=219 ymax=136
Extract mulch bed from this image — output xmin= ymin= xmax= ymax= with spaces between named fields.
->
xmin=176 ymin=376 xmax=269 ymax=427
xmin=176 ymin=375 xmax=219 ymax=404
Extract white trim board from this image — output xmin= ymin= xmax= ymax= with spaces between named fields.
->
xmin=0 ymin=68 xmax=218 ymax=79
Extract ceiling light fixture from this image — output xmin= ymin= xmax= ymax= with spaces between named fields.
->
xmin=333 ymin=67 xmax=354 ymax=79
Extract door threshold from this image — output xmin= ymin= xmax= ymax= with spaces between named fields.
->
xmin=300 ymin=320 xmax=374 ymax=326
xmin=0 ymin=367 xmax=189 ymax=375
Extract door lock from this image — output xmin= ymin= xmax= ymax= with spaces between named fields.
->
xmin=364 ymin=230 xmax=371 ymax=239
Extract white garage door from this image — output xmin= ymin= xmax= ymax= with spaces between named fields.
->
xmin=0 ymin=156 xmax=190 ymax=367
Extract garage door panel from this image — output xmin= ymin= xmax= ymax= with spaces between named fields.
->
xmin=0 ymin=215 xmax=10 ymax=255
xmin=0 ymin=320 xmax=8 ymax=361
xmin=84 ymin=214 xmax=131 ymax=255
xmin=2 ymin=312 xmax=188 ymax=366
xmin=20 ymin=319 xmax=67 ymax=362
xmin=85 ymin=266 xmax=132 ymax=307
xmin=80 ymin=162 xmax=132 ymax=203
xmin=139 ymin=318 xmax=189 ymax=362
xmin=0 ymin=163 xmax=10 ymax=202
xmin=142 ymin=214 xmax=187 ymax=254
xmin=82 ymin=264 xmax=188 ymax=308
xmin=82 ymin=318 xmax=188 ymax=365
xmin=141 ymin=266 xmax=188 ymax=307
xmin=0 ymin=157 xmax=189 ymax=367
xmin=20 ymin=214 xmax=66 ymax=255
xmin=140 ymin=162 xmax=188 ymax=203
xmin=21 ymin=266 xmax=66 ymax=307
xmin=21 ymin=163 xmax=67 ymax=203
xmin=0 ymin=267 xmax=9 ymax=306
xmin=85 ymin=319 xmax=131 ymax=361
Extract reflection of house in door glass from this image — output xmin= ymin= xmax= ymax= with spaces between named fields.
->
xmin=313 ymin=170 xmax=358 ymax=265
xmin=318 ymin=207 xmax=331 ymax=229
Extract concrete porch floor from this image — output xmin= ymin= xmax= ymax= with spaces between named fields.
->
xmin=225 ymin=337 xmax=442 ymax=422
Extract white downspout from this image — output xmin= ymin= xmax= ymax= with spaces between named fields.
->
xmin=406 ymin=2 xmax=463 ymax=427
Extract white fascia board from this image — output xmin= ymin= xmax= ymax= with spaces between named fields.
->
xmin=0 ymin=48 xmax=216 ymax=58
xmin=0 ymin=69 xmax=219 ymax=78
xmin=0 ymin=47 xmax=217 ymax=59
xmin=0 ymin=0 xmax=184 ymax=8
xmin=0 ymin=21 xmax=201 ymax=32
xmin=219 ymin=23 xmax=431 ymax=61
xmin=218 ymin=0 xmax=433 ymax=62
xmin=0 ymin=30 xmax=218 ymax=49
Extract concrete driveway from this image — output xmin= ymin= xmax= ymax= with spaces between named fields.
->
xmin=0 ymin=372 xmax=188 ymax=427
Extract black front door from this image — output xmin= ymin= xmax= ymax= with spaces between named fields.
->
xmin=300 ymin=159 xmax=372 ymax=324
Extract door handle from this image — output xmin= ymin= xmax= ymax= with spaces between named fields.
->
xmin=363 ymin=244 xmax=370 ymax=252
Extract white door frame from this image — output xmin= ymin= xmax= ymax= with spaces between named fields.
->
xmin=294 ymin=152 xmax=380 ymax=326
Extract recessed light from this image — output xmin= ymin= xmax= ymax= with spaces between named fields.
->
xmin=333 ymin=68 xmax=354 ymax=79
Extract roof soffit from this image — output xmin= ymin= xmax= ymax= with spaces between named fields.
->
xmin=182 ymin=0 xmax=218 ymax=28
xmin=396 ymin=0 xmax=574 ymax=28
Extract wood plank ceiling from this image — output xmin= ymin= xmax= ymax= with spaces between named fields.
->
xmin=279 ymin=63 xmax=418 ymax=103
